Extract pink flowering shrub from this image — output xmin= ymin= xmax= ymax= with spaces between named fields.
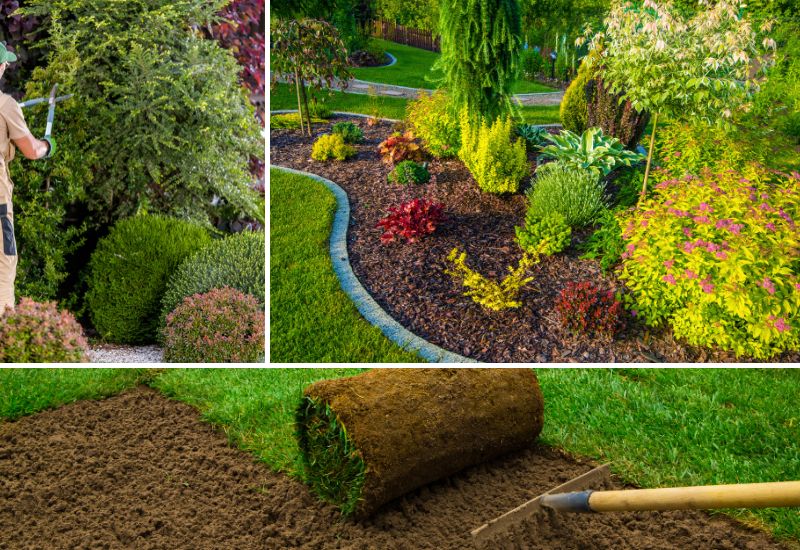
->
xmin=0 ymin=298 xmax=88 ymax=363
xmin=163 ymin=287 xmax=265 ymax=363
xmin=619 ymin=165 xmax=800 ymax=359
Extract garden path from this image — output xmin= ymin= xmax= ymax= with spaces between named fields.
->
xmin=88 ymin=344 xmax=163 ymax=363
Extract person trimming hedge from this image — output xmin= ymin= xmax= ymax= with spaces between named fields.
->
xmin=0 ymin=43 xmax=55 ymax=313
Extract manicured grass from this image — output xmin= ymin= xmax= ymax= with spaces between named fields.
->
xmin=350 ymin=38 xmax=555 ymax=94
xmin=151 ymin=368 xmax=365 ymax=474
xmin=0 ymin=368 xmax=153 ymax=420
xmin=269 ymin=83 xmax=562 ymax=125
xmin=269 ymin=168 xmax=423 ymax=363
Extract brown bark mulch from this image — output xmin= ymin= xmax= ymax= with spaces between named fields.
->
xmin=269 ymin=116 xmax=798 ymax=363
xmin=0 ymin=387 xmax=790 ymax=549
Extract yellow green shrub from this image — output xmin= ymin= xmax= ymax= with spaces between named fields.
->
xmin=560 ymin=52 xmax=598 ymax=134
xmin=405 ymin=90 xmax=460 ymax=158
xmin=458 ymin=110 xmax=529 ymax=194
xmin=445 ymin=248 xmax=537 ymax=311
xmin=515 ymin=211 xmax=572 ymax=256
xmin=311 ymin=133 xmax=356 ymax=161
xmin=619 ymin=165 xmax=800 ymax=359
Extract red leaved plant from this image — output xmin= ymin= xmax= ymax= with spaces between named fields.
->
xmin=555 ymin=281 xmax=625 ymax=339
xmin=163 ymin=287 xmax=265 ymax=363
xmin=0 ymin=298 xmax=89 ymax=363
xmin=377 ymin=131 xmax=422 ymax=165
xmin=377 ymin=198 xmax=445 ymax=244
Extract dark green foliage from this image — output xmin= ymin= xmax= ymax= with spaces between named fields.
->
xmin=296 ymin=396 xmax=368 ymax=516
xmin=17 ymin=0 xmax=264 ymax=230
xmin=160 ymin=230 xmax=265 ymax=329
xmin=516 ymin=124 xmax=550 ymax=150
xmin=560 ymin=52 xmax=598 ymax=133
xmin=520 ymin=47 xmax=545 ymax=80
xmin=387 ymin=160 xmax=430 ymax=185
xmin=0 ymin=1 xmax=45 ymax=97
xmin=435 ymin=0 xmax=523 ymax=120
xmin=579 ymin=208 xmax=625 ymax=273
xmin=586 ymin=77 xmax=650 ymax=149
xmin=332 ymin=121 xmax=365 ymax=144
xmin=87 ymin=215 xmax=212 ymax=344
xmin=611 ymin=166 xmax=647 ymax=208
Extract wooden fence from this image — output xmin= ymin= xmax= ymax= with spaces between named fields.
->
xmin=372 ymin=19 xmax=440 ymax=52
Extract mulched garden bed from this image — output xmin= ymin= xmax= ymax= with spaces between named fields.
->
xmin=0 ymin=387 xmax=789 ymax=549
xmin=270 ymin=116 xmax=799 ymax=362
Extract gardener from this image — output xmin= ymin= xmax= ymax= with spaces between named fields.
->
xmin=0 ymin=44 xmax=55 ymax=313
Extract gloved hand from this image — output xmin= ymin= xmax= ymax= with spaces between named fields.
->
xmin=42 ymin=136 xmax=56 ymax=159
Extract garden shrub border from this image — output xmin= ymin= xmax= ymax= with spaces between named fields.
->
xmin=271 ymin=164 xmax=473 ymax=363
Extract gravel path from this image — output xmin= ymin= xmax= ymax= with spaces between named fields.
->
xmin=88 ymin=344 xmax=163 ymax=363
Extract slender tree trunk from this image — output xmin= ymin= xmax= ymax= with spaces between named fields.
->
xmin=294 ymin=69 xmax=305 ymax=135
xmin=299 ymin=82 xmax=313 ymax=136
xmin=638 ymin=112 xmax=659 ymax=208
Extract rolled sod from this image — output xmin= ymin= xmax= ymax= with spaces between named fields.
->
xmin=296 ymin=368 xmax=544 ymax=517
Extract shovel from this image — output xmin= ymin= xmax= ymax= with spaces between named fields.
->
xmin=471 ymin=464 xmax=800 ymax=544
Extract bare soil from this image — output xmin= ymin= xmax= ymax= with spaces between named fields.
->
xmin=0 ymin=387 xmax=790 ymax=549
xmin=270 ymin=116 xmax=799 ymax=363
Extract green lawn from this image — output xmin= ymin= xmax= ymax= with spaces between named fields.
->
xmin=269 ymin=168 xmax=423 ymax=363
xmin=269 ymin=82 xmax=561 ymax=125
xmin=1 ymin=367 xmax=799 ymax=542
xmin=350 ymin=38 xmax=555 ymax=94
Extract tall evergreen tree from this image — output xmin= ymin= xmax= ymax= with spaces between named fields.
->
xmin=435 ymin=0 xmax=522 ymax=120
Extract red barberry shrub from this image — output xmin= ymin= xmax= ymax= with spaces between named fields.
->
xmin=377 ymin=131 xmax=422 ymax=165
xmin=377 ymin=198 xmax=445 ymax=244
xmin=555 ymin=281 xmax=625 ymax=339
xmin=208 ymin=0 xmax=265 ymax=124
xmin=163 ymin=287 xmax=265 ymax=363
xmin=0 ymin=298 xmax=89 ymax=362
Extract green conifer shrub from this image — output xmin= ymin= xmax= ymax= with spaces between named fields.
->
xmin=86 ymin=215 xmax=212 ymax=344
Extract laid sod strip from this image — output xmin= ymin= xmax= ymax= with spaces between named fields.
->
xmin=269 ymin=83 xmax=561 ymax=125
xmin=536 ymin=368 xmax=800 ymax=541
xmin=270 ymin=168 xmax=423 ymax=363
xmin=349 ymin=38 xmax=555 ymax=94
xmin=151 ymin=368 xmax=366 ymax=474
xmin=296 ymin=396 xmax=367 ymax=517
xmin=0 ymin=368 xmax=153 ymax=420
xmin=296 ymin=369 xmax=544 ymax=517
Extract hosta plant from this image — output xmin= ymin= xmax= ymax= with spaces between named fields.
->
xmin=556 ymin=281 xmax=625 ymax=339
xmin=311 ymin=133 xmax=356 ymax=161
xmin=618 ymin=165 xmax=800 ymax=359
xmin=445 ymin=249 xmax=537 ymax=311
xmin=515 ymin=211 xmax=572 ymax=256
xmin=516 ymin=124 xmax=550 ymax=151
xmin=378 ymin=131 xmax=422 ymax=165
xmin=540 ymin=127 xmax=645 ymax=177
xmin=377 ymin=198 xmax=445 ymax=244
xmin=387 ymin=161 xmax=430 ymax=185
xmin=459 ymin=110 xmax=528 ymax=194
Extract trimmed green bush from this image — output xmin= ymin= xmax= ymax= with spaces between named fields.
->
xmin=515 ymin=211 xmax=572 ymax=256
xmin=163 ymin=287 xmax=265 ymax=363
xmin=527 ymin=162 xmax=607 ymax=227
xmin=161 ymin=231 xmax=265 ymax=330
xmin=560 ymin=53 xmax=597 ymax=134
xmin=0 ymin=298 xmax=89 ymax=363
xmin=331 ymin=121 xmax=365 ymax=144
xmin=387 ymin=161 xmax=430 ymax=185
xmin=87 ymin=215 xmax=212 ymax=344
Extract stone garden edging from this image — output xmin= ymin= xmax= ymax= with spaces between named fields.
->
xmin=270 ymin=164 xmax=476 ymax=363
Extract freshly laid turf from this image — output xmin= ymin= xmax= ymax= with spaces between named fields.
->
xmin=0 ymin=368 xmax=152 ymax=420
xmin=269 ymin=83 xmax=562 ymax=125
xmin=351 ymin=38 xmax=555 ymax=94
xmin=269 ymin=168 xmax=422 ymax=363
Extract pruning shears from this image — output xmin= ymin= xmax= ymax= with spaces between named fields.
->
xmin=18 ymin=84 xmax=69 ymax=159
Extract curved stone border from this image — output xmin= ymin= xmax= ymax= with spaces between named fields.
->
xmin=271 ymin=164 xmax=476 ymax=363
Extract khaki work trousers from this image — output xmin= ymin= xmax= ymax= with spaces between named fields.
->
xmin=0 ymin=154 xmax=16 ymax=313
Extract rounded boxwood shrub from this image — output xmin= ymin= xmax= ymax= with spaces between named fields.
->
xmin=0 ymin=298 xmax=89 ymax=363
xmin=331 ymin=121 xmax=364 ymax=144
xmin=163 ymin=287 xmax=265 ymax=363
xmin=161 ymin=230 xmax=265 ymax=329
xmin=87 ymin=215 xmax=212 ymax=344
xmin=387 ymin=160 xmax=430 ymax=185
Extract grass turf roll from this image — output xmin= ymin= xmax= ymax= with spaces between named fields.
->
xmin=296 ymin=368 xmax=544 ymax=517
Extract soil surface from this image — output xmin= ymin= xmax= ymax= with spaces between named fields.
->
xmin=270 ymin=116 xmax=799 ymax=363
xmin=0 ymin=387 xmax=789 ymax=549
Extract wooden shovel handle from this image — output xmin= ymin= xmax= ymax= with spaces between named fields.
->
xmin=589 ymin=481 xmax=800 ymax=512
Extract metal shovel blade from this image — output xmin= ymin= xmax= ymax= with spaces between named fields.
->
xmin=470 ymin=463 xmax=611 ymax=544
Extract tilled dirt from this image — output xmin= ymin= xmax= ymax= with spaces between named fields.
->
xmin=270 ymin=116 xmax=799 ymax=363
xmin=0 ymin=387 xmax=789 ymax=549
